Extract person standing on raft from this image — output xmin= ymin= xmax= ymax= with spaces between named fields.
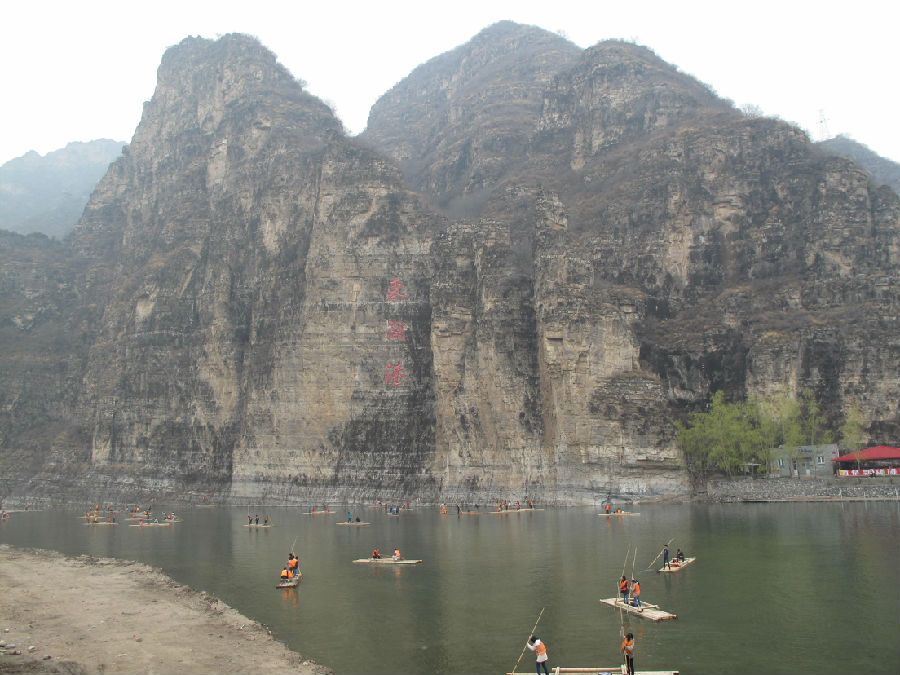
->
xmin=525 ymin=635 xmax=550 ymax=675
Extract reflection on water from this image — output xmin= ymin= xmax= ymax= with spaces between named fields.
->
xmin=1 ymin=502 xmax=898 ymax=674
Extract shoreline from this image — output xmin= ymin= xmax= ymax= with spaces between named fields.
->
xmin=0 ymin=545 xmax=332 ymax=675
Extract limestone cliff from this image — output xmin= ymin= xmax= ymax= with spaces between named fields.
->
xmin=0 ymin=26 xmax=896 ymax=505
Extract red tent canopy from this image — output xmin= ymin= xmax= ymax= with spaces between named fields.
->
xmin=832 ymin=446 xmax=900 ymax=462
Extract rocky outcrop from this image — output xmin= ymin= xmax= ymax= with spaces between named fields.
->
xmin=816 ymin=135 xmax=899 ymax=196
xmin=0 ymin=27 xmax=897 ymax=505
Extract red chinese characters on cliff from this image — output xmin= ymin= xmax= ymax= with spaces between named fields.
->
xmin=385 ymin=277 xmax=408 ymax=303
xmin=386 ymin=320 xmax=407 ymax=342
xmin=383 ymin=277 xmax=409 ymax=386
xmin=385 ymin=360 xmax=408 ymax=386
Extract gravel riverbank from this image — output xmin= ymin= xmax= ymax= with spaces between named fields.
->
xmin=0 ymin=545 xmax=331 ymax=675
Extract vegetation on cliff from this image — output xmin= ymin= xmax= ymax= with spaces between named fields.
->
xmin=676 ymin=389 xmax=833 ymax=483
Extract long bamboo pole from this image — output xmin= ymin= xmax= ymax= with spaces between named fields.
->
xmin=618 ymin=547 xmax=630 ymax=637
xmin=645 ymin=537 xmax=674 ymax=570
xmin=511 ymin=607 xmax=545 ymax=674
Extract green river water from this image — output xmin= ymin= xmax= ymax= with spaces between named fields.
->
xmin=1 ymin=501 xmax=897 ymax=674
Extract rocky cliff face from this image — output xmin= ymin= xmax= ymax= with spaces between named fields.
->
xmin=0 ymin=26 xmax=897 ymax=505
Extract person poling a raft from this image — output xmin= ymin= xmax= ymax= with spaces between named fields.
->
xmin=525 ymin=636 xmax=550 ymax=675
xmin=622 ymin=632 xmax=635 ymax=675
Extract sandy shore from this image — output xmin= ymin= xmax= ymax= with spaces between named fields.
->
xmin=0 ymin=545 xmax=331 ymax=674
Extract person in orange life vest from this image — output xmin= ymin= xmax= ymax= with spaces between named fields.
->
xmin=526 ymin=635 xmax=550 ymax=675
xmin=619 ymin=575 xmax=630 ymax=604
xmin=280 ymin=567 xmax=290 ymax=582
xmin=288 ymin=553 xmax=299 ymax=574
xmin=371 ymin=548 xmax=381 ymax=559
xmin=248 ymin=515 xmax=253 ymax=525
xmin=622 ymin=632 xmax=635 ymax=675
xmin=605 ymin=504 xmax=610 ymax=513
xmin=630 ymin=579 xmax=641 ymax=609
xmin=392 ymin=548 xmax=402 ymax=561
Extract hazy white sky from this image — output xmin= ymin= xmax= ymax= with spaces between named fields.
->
xmin=2 ymin=0 xmax=898 ymax=165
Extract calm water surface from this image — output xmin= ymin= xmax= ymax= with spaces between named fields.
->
xmin=1 ymin=502 xmax=897 ymax=674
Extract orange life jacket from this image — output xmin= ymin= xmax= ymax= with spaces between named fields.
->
xmin=632 ymin=582 xmax=640 ymax=595
xmin=281 ymin=569 xmax=289 ymax=579
xmin=394 ymin=549 xmax=401 ymax=557
xmin=619 ymin=579 xmax=628 ymax=593
xmin=622 ymin=638 xmax=634 ymax=655
xmin=288 ymin=558 xmax=298 ymax=569
xmin=534 ymin=641 xmax=547 ymax=657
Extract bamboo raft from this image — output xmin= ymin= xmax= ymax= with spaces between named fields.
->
xmin=84 ymin=522 xmax=118 ymax=526
xmin=276 ymin=572 xmax=301 ymax=588
xmin=352 ymin=558 xmax=422 ymax=565
xmin=598 ymin=512 xmax=641 ymax=517
xmin=128 ymin=522 xmax=171 ymax=527
xmin=244 ymin=523 xmax=274 ymax=527
xmin=488 ymin=508 xmax=545 ymax=515
xmin=336 ymin=522 xmax=371 ymax=526
xmin=599 ymin=598 xmax=677 ymax=621
xmin=658 ymin=557 xmax=696 ymax=573
xmin=505 ymin=668 xmax=679 ymax=675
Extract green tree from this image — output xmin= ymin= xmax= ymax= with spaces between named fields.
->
xmin=676 ymin=391 xmax=767 ymax=483
xmin=838 ymin=403 xmax=868 ymax=453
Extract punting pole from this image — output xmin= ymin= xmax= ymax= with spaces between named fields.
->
xmin=618 ymin=546 xmax=630 ymax=637
xmin=646 ymin=537 xmax=675 ymax=571
xmin=511 ymin=607 xmax=545 ymax=674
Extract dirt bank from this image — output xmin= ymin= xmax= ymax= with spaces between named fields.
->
xmin=0 ymin=545 xmax=331 ymax=674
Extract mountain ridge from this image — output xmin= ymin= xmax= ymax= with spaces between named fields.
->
xmin=0 ymin=27 xmax=896 ymax=505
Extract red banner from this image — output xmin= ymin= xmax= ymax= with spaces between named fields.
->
xmin=837 ymin=468 xmax=900 ymax=477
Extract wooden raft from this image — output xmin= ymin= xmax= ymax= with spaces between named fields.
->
xmin=84 ymin=522 xmax=118 ymax=526
xmin=598 ymin=512 xmax=640 ymax=517
xmin=244 ymin=523 xmax=274 ymax=527
xmin=128 ymin=522 xmax=170 ymax=527
xmin=599 ymin=597 xmax=677 ymax=621
xmin=506 ymin=669 xmax=679 ymax=675
xmin=276 ymin=572 xmax=301 ymax=588
xmin=352 ymin=558 xmax=422 ymax=565
xmin=658 ymin=557 xmax=696 ymax=573
xmin=488 ymin=508 xmax=545 ymax=515
xmin=336 ymin=522 xmax=371 ymax=526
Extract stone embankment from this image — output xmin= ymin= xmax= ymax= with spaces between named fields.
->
xmin=706 ymin=476 xmax=900 ymax=502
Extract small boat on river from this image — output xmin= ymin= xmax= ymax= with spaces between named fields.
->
xmin=128 ymin=522 xmax=171 ymax=527
xmin=276 ymin=571 xmax=301 ymax=589
xmin=506 ymin=668 xmax=679 ymax=674
xmin=599 ymin=512 xmax=640 ymax=517
xmin=599 ymin=597 xmax=677 ymax=621
xmin=488 ymin=508 xmax=545 ymax=515
xmin=336 ymin=522 xmax=371 ymax=526
xmin=244 ymin=523 xmax=274 ymax=527
xmin=352 ymin=558 xmax=422 ymax=565
xmin=658 ymin=556 xmax=695 ymax=572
